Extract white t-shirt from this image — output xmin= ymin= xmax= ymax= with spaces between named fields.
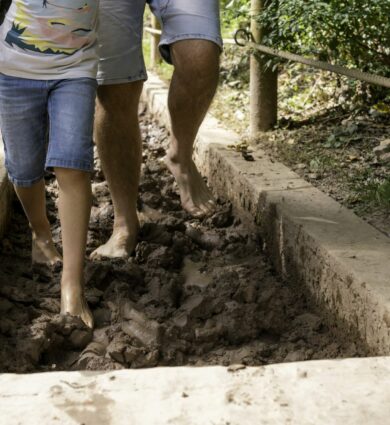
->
xmin=0 ymin=0 xmax=99 ymax=80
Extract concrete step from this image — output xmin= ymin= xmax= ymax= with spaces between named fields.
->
xmin=143 ymin=73 xmax=390 ymax=355
xmin=1 ymin=358 xmax=389 ymax=425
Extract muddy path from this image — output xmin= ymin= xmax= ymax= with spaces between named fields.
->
xmin=0 ymin=111 xmax=368 ymax=373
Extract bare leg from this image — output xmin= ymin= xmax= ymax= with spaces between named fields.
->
xmin=165 ymin=39 xmax=220 ymax=217
xmin=14 ymin=179 xmax=61 ymax=266
xmin=55 ymin=167 xmax=93 ymax=328
xmin=90 ymin=82 xmax=143 ymax=259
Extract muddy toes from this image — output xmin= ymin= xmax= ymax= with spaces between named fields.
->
xmin=32 ymin=236 xmax=62 ymax=266
xmin=90 ymin=230 xmax=138 ymax=260
xmin=90 ymin=244 xmax=129 ymax=260
xmin=53 ymin=314 xmax=93 ymax=348
xmin=32 ymin=259 xmax=62 ymax=277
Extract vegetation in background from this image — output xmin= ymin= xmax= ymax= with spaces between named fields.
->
xmin=221 ymin=1 xmax=390 ymax=105
xmin=259 ymin=0 xmax=390 ymax=73
xmin=222 ymin=0 xmax=390 ymax=74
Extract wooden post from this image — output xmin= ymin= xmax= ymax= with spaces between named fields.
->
xmin=150 ymin=15 xmax=162 ymax=68
xmin=250 ymin=0 xmax=278 ymax=136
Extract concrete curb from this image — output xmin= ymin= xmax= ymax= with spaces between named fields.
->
xmin=1 ymin=358 xmax=390 ymax=425
xmin=0 ymin=137 xmax=12 ymax=240
xmin=143 ymin=73 xmax=390 ymax=355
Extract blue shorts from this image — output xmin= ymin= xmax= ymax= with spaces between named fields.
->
xmin=97 ymin=0 xmax=222 ymax=85
xmin=0 ymin=75 xmax=96 ymax=187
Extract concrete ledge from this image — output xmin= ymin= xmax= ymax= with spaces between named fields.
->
xmin=0 ymin=138 xmax=12 ymax=240
xmin=143 ymin=73 xmax=390 ymax=355
xmin=1 ymin=358 xmax=390 ymax=424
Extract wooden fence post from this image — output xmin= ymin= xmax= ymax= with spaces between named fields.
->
xmin=150 ymin=15 xmax=162 ymax=68
xmin=250 ymin=0 xmax=278 ymax=136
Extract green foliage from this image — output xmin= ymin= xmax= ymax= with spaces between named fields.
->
xmin=323 ymin=123 xmax=361 ymax=148
xmin=375 ymin=180 xmax=390 ymax=210
xmin=258 ymin=0 xmax=390 ymax=76
xmin=220 ymin=1 xmax=251 ymax=84
xmin=220 ymin=0 xmax=390 ymax=99
xmin=356 ymin=177 xmax=390 ymax=211
xmin=221 ymin=0 xmax=250 ymax=30
xmin=220 ymin=0 xmax=390 ymax=74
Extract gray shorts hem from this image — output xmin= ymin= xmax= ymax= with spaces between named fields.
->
xmin=97 ymin=73 xmax=148 ymax=86
xmin=8 ymin=173 xmax=45 ymax=188
xmin=160 ymin=34 xmax=223 ymax=64
xmin=46 ymin=158 xmax=94 ymax=173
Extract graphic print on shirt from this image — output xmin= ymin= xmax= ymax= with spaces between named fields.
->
xmin=5 ymin=0 xmax=98 ymax=55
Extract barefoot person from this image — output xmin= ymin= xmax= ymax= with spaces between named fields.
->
xmin=91 ymin=0 xmax=222 ymax=259
xmin=0 ymin=0 xmax=99 ymax=327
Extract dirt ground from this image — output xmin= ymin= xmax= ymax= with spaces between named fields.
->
xmin=0 ymin=112 xmax=368 ymax=373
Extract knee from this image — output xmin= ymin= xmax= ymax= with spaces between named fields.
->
xmin=54 ymin=167 xmax=91 ymax=186
xmin=96 ymin=82 xmax=143 ymax=117
xmin=171 ymin=40 xmax=220 ymax=91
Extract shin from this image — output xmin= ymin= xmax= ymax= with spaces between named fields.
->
xmin=55 ymin=167 xmax=93 ymax=328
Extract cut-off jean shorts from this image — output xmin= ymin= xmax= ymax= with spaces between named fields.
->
xmin=0 ymin=75 xmax=97 ymax=187
xmin=97 ymin=0 xmax=222 ymax=85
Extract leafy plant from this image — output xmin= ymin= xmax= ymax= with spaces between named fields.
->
xmin=221 ymin=0 xmax=250 ymax=25
xmin=257 ymin=0 xmax=390 ymax=77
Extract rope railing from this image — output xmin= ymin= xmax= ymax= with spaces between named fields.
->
xmin=234 ymin=29 xmax=390 ymax=89
xmin=144 ymin=26 xmax=390 ymax=88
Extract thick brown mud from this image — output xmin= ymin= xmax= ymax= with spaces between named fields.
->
xmin=0 ymin=113 xmax=368 ymax=373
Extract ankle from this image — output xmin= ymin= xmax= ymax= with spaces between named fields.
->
xmin=166 ymin=153 xmax=194 ymax=170
xmin=31 ymin=220 xmax=52 ymax=241
xmin=113 ymin=215 xmax=139 ymax=234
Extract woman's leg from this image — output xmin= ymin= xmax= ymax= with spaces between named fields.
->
xmin=0 ymin=75 xmax=60 ymax=266
xmin=14 ymin=180 xmax=61 ymax=266
xmin=47 ymin=77 xmax=97 ymax=327
xmin=55 ymin=167 xmax=93 ymax=328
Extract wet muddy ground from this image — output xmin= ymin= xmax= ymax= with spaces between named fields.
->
xmin=0 ymin=112 xmax=368 ymax=373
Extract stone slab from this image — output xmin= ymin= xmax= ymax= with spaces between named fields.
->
xmin=1 ymin=358 xmax=390 ymax=425
xmin=0 ymin=136 xmax=12 ymax=240
xmin=143 ymin=73 xmax=390 ymax=355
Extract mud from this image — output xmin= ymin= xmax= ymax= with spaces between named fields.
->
xmin=0 ymin=112 xmax=368 ymax=373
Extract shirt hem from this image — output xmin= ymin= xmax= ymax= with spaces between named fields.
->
xmin=0 ymin=69 xmax=97 ymax=81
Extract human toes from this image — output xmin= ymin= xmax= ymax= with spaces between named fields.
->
xmin=89 ymin=247 xmax=103 ymax=261
xmin=201 ymin=199 xmax=217 ymax=216
xmin=184 ymin=202 xmax=207 ymax=218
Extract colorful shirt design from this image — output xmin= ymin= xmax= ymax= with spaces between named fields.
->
xmin=0 ymin=1 xmax=99 ymax=79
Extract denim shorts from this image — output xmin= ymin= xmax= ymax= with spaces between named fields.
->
xmin=0 ymin=75 xmax=97 ymax=187
xmin=97 ymin=0 xmax=222 ymax=85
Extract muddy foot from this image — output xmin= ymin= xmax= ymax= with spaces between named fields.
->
xmin=90 ymin=222 xmax=139 ymax=260
xmin=61 ymin=285 xmax=94 ymax=329
xmin=32 ymin=234 xmax=62 ymax=268
xmin=164 ymin=154 xmax=216 ymax=218
xmin=51 ymin=314 xmax=93 ymax=351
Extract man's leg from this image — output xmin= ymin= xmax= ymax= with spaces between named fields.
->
xmin=165 ymin=39 xmax=220 ymax=217
xmin=90 ymin=82 xmax=143 ymax=259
